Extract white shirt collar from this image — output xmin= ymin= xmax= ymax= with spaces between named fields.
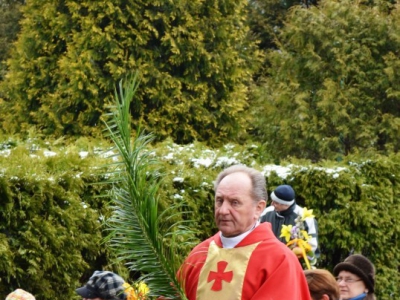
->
xmin=220 ymin=221 xmax=260 ymax=248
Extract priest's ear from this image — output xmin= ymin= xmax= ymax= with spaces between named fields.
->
xmin=255 ymin=199 xmax=266 ymax=217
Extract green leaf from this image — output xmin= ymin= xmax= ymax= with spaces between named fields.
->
xmin=103 ymin=73 xmax=196 ymax=299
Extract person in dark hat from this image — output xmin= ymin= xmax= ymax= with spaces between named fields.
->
xmin=76 ymin=271 xmax=128 ymax=300
xmin=333 ymin=254 xmax=376 ymax=300
xmin=260 ymin=184 xmax=319 ymax=255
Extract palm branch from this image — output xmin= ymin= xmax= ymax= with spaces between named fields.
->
xmin=101 ymin=73 xmax=195 ymax=299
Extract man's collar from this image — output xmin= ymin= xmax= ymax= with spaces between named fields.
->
xmin=220 ymin=221 xmax=259 ymax=248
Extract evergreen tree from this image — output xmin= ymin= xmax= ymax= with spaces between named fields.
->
xmin=252 ymin=0 xmax=400 ymax=161
xmin=0 ymin=0 xmax=260 ymax=145
xmin=0 ymin=0 xmax=24 ymax=80
xmin=246 ymin=0 xmax=318 ymax=73
xmin=247 ymin=0 xmax=317 ymax=51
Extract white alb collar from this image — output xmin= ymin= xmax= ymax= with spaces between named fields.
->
xmin=220 ymin=221 xmax=259 ymax=249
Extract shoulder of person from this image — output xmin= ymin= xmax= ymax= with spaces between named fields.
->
xmin=293 ymin=204 xmax=303 ymax=215
xmin=261 ymin=205 xmax=275 ymax=216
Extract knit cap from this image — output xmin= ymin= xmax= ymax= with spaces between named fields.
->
xmin=270 ymin=185 xmax=295 ymax=206
xmin=6 ymin=289 xmax=36 ymax=300
xmin=333 ymin=254 xmax=375 ymax=293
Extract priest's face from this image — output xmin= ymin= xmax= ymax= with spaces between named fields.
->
xmin=214 ymin=172 xmax=265 ymax=237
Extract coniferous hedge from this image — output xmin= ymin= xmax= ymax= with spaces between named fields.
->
xmin=0 ymin=138 xmax=114 ymax=299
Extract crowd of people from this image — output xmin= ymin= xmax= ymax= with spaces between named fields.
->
xmin=6 ymin=164 xmax=377 ymax=300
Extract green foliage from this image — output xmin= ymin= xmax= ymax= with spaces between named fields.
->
xmin=247 ymin=0 xmax=310 ymax=51
xmin=0 ymin=137 xmax=114 ymax=300
xmin=0 ymin=0 xmax=260 ymax=145
xmin=0 ymin=0 xmax=24 ymax=80
xmin=252 ymin=0 xmax=400 ymax=161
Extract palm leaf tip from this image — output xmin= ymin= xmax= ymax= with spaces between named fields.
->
xmin=102 ymin=73 xmax=194 ymax=299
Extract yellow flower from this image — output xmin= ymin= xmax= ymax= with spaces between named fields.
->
xmin=123 ymin=282 xmax=137 ymax=300
xmin=123 ymin=281 xmax=149 ymax=300
xmin=301 ymin=207 xmax=315 ymax=221
xmin=136 ymin=281 xmax=150 ymax=298
xmin=280 ymin=224 xmax=293 ymax=242
xmin=301 ymin=230 xmax=310 ymax=241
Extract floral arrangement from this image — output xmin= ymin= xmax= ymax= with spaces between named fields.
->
xmin=123 ymin=281 xmax=150 ymax=300
xmin=280 ymin=207 xmax=317 ymax=270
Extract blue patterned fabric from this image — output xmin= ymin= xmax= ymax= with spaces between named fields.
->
xmin=76 ymin=271 xmax=126 ymax=300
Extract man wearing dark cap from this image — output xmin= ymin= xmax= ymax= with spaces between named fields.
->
xmin=260 ymin=184 xmax=319 ymax=255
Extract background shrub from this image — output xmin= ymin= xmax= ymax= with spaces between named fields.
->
xmin=0 ymin=137 xmax=114 ymax=299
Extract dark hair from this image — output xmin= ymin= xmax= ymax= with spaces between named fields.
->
xmin=304 ymin=269 xmax=340 ymax=300
xmin=214 ymin=165 xmax=268 ymax=203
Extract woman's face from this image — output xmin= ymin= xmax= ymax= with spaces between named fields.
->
xmin=336 ymin=270 xmax=367 ymax=299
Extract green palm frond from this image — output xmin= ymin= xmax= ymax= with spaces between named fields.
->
xmin=102 ymin=73 xmax=194 ymax=299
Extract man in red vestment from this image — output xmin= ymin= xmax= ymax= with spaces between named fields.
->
xmin=179 ymin=165 xmax=311 ymax=300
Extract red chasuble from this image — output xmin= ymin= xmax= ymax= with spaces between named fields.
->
xmin=179 ymin=222 xmax=311 ymax=300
